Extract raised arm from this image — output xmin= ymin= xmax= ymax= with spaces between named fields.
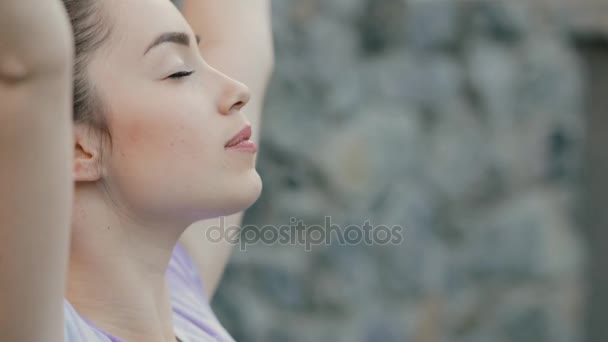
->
xmin=0 ymin=1 xmax=74 ymax=341
xmin=179 ymin=0 xmax=274 ymax=299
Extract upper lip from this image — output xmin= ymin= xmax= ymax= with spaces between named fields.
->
xmin=225 ymin=125 xmax=252 ymax=147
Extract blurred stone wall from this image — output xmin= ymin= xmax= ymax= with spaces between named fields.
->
xmin=539 ymin=0 xmax=608 ymax=36
xmin=205 ymin=1 xmax=588 ymax=341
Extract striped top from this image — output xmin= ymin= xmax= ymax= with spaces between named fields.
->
xmin=63 ymin=242 xmax=235 ymax=341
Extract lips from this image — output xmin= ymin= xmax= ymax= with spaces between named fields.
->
xmin=225 ymin=125 xmax=252 ymax=148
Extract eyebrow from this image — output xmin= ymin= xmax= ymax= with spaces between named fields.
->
xmin=144 ymin=32 xmax=201 ymax=55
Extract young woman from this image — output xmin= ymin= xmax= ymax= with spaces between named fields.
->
xmin=0 ymin=0 xmax=274 ymax=341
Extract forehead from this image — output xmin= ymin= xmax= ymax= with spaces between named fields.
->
xmin=104 ymin=0 xmax=193 ymax=55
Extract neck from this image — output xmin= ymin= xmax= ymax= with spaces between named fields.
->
xmin=67 ymin=182 xmax=188 ymax=342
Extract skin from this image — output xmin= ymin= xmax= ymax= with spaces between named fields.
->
xmin=68 ymin=0 xmax=263 ymax=341
xmin=0 ymin=1 xmax=74 ymax=341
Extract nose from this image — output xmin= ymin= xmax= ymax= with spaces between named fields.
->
xmin=216 ymin=71 xmax=251 ymax=115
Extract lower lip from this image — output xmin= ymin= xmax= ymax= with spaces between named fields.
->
xmin=225 ymin=140 xmax=257 ymax=153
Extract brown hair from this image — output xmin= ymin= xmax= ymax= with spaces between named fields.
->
xmin=62 ymin=0 xmax=112 ymax=143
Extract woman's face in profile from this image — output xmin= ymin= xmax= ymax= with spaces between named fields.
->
xmin=87 ymin=0 xmax=262 ymax=224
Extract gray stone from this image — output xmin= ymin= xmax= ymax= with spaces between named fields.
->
xmin=467 ymin=39 xmax=520 ymax=125
xmin=468 ymin=0 xmax=532 ymax=42
xmin=316 ymin=108 xmax=426 ymax=212
xmin=319 ymin=0 xmax=367 ymax=23
xmin=406 ymin=0 xmax=462 ymax=50
xmin=427 ymin=101 xmax=494 ymax=202
xmin=451 ymin=188 xmax=584 ymax=282
xmin=362 ymin=316 xmax=406 ymax=342
xmin=357 ymin=0 xmax=408 ymax=54
xmin=308 ymin=244 xmax=378 ymax=313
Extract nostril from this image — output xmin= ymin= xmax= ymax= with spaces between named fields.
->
xmin=234 ymin=100 xmax=245 ymax=111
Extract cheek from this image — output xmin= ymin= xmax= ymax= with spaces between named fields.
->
xmin=106 ymin=101 xmax=221 ymax=194
xmin=114 ymin=99 xmax=216 ymax=159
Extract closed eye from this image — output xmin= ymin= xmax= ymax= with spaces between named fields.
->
xmin=167 ymin=70 xmax=195 ymax=79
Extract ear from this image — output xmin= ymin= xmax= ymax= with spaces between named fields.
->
xmin=73 ymin=124 xmax=103 ymax=182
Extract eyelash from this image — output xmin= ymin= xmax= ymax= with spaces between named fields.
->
xmin=167 ymin=70 xmax=195 ymax=79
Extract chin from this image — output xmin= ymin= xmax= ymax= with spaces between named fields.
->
xmin=206 ymin=171 xmax=263 ymax=218
xmin=230 ymin=172 xmax=263 ymax=212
